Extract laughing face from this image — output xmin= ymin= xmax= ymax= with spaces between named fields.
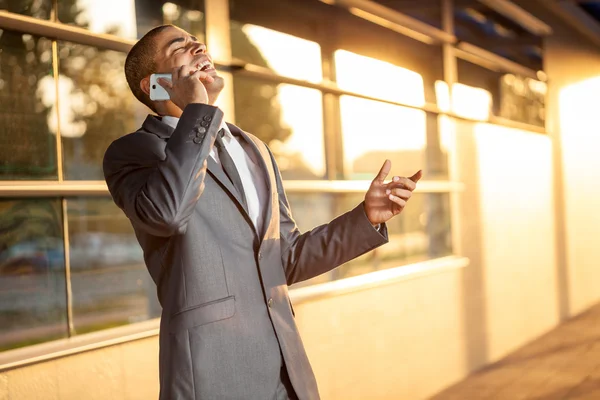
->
xmin=147 ymin=25 xmax=225 ymax=107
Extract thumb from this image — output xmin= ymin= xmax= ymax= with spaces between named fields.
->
xmin=409 ymin=170 xmax=423 ymax=183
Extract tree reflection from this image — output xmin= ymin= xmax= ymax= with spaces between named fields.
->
xmin=0 ymin=29 xmax=56 ymax=178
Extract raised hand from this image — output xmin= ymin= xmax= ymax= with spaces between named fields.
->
xmin=156 ymin=65 xmax=214 ymax=110
xmin=364 ymin=159 xmax=422 ymax=225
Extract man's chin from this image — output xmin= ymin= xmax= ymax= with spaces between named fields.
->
xmin=207 ymin=75 xmax=225 ymax=92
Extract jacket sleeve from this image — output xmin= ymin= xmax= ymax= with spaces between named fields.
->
xmin=267 ymin=148 xmax=389 ymax=285
xmin=103 ymin=104 xmax=223 ymax=237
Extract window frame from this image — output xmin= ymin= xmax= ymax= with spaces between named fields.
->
xmin=0 ymin=0 xmax=547 ymax=363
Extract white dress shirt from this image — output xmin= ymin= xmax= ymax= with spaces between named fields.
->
xmin=162 ymin=115 xmax=269 ymax=234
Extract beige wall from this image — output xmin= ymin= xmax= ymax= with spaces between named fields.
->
xmin=0 ymin=337 xmax=159 ymax=400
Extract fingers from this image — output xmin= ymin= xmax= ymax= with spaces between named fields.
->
xmin=387 ymin=177 xmax=416 ymax=191
xmin=385 ymin=188 xmax=412 ymax=200
xmin=409 ymin=170 xmax=423 ymax=183
xmin=156 ymin=78 xmax=173 ymax=90
xmin=388 ymin=194 xmax=406 ymax=209
xmin=190 ymin=69 xmax=214 ymax=84
xmin=374 ymin=159 xmax=391 ymax=183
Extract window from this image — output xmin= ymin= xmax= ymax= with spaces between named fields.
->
xmin=0 ymin=199 xmax=67 ymax=351
xmin=67 ymin=198 xmax=159 ymax=334
xmin=0 ymin=30 xmax=57 ymax=180
xmin=456 ymin=58 xmax=546 ymax=127
xmin=58 ymin=0 xmax=206 ymax=40
xmin=58 ymin=42 xmax=146 ymax=180
xmin=232 ymin=78 xmax=326 ymax=180
xmin=454 ymin=0 xmax=544 ymax=71
xmin=290 ymin=192 xmax=453 ymax=287
xmin=371 ymin=0 xmax=443 ymax=30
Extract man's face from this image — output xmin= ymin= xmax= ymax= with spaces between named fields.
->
xmin=151 ymin=26 xmax=224 ymax=101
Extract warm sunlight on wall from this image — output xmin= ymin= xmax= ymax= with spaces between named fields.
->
xmin=241 ymin=24 xmax=323 ymax=83
xmin=558 ymin=76 xmax=600 ymax=312
xmin=335 ymin=50 xmax=425 ymax=107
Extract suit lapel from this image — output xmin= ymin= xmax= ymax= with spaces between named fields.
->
xmin=142 ymin=115 xmax=254 ymax=233
xmin=227 ymin=123 xmax=275 ymax=242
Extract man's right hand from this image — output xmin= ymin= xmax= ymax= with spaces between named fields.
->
xmin=157 ymin=66 xmax=214 ymax=110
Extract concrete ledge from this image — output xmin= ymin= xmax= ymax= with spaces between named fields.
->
xmin=289 ymin=255 xmax=470 ymax=304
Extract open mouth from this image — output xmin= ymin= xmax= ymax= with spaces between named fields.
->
xmin=196 ymin=60 xmax=214 ymax=72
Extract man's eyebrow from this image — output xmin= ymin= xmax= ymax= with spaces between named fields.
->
xmin=165 ymin=37 xmax=185 ymax=50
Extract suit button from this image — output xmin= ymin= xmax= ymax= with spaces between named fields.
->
xmin=268 ymin=298 xmax=273 ymax=308
xmin=203 ymin=115 xmax=212 ymax=121
xmin=200 ymin=120 xmax=209 ymax=127
xmin=193 ymin=137 xmax=202 ymax=144
xmin=195 ymin=126 xmax=206 ymax=134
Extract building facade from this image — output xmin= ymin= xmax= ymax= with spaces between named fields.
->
xmin=1 ymin=0 xmax=599 ymax=399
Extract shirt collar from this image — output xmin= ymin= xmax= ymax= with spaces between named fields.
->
xmin=161 ymin=114 xmax=232 ymax=141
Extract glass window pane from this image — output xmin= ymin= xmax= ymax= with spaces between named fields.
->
xmin=0 ymin=199 xmax=67 ymax=351
xmin=0 ymin=29 xmax=57 ymax=180
xmin=0 ymin=0 xmax=52 ymax=19
xmin=332 ymin=8 xmax=444 ymax=105
xmin=233 ymin=76 xmax=326 ymax=179
xmin=372 ymin=0 xmax=443 ymax=30
xmin=67 ymin=198 xmax=160 ymax=335
xmin=457 ymin=58 xmax=546 ymax=127
xmin=340 ymin=96 xmax=427 ymax=180
xmin=335 ymin=50 xmax=425 ymax=107
xmin=58 ymin=42 xmax=146 ymax=180
xmin=454 ymin=0 xmax=543 ymax=71
xmin=57 ymin=0 xmax=205 ymax=40
xmin=288 ymin=192 xmax=452 ymax=288
xmin=231 ymin=23 xmax=322 ymax=83
xmin=230 ymin=0 xmax=325 ymax=81
xmin=135 ymin=0 xmax=206 ymax=40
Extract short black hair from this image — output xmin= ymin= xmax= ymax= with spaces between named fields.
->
xmin=125 ymin=25 xmax=174 ymax=113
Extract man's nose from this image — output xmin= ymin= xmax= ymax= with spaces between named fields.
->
xmin=192 ymin=43 xmax=207 ymax=54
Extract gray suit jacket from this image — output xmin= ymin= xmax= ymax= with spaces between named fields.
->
xmin=103 ymin=104 xmax=389 ymax=400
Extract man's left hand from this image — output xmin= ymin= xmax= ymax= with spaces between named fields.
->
xmin=364 ymin=159 xmax=422 ymax=225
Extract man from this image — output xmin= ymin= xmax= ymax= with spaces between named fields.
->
xmin=103 ymin=24 xmax=422 ymax=400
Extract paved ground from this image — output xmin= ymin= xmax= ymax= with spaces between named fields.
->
xmin=430 ymin=302 xmax=600 ymax=400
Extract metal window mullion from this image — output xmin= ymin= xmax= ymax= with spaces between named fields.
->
xmin=50 ymin=15 xmax=75 ymax=337
xmin=0 ymin=10 xmax=134 ymax=52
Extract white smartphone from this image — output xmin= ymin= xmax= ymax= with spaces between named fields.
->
xmin=150 ymin=73 xmax=172 ymax=101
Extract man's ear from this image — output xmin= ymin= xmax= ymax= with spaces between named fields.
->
xmin=140 ymin=76 xmax=150 ymax=96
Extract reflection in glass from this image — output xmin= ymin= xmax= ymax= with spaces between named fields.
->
xmin=454 ymin=0 xmax=543 ymax=71
xmin=340 ymin=96 xmax=426 ymax=179
xmin=0 ymin=0 xmax=51 ymax=19
xmin=67 ymin=198 xmax=160 ymax=335
xmin=0 ymin=199 xmax=67 ymax=351
xmin=231 ymin=23 xmax=322 ymax=83
xmin=289 ymin=192 xmax=452 ymax=287
xmin=335 ymin=50 xmax=425 ymax=107
xmin=58 ymin=0 xmax=137 ymax=39
xmin=233 ymin=76 xmax=326 ymax=179
xmin=456 ymin=59 xmax=545 ymax=126
xmin=0 ymin=30 xmax=57 ymax=180
xmin=134 ymin=0 xmax=206 ymax=40
xmin=58 ymin=42 xmax=146 ymax=180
